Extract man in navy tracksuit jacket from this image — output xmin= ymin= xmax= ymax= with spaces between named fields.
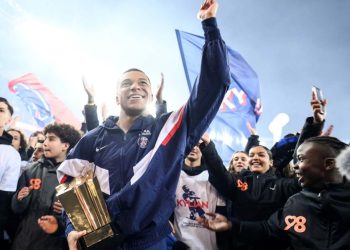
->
xmin=57 ymin=1 xmax=230 ymax=249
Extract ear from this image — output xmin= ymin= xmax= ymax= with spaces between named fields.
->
xmin=269 ymin=159 xmax=274 ymax=167
xmin=116 ymin=96 xmax=120 ymax=105
xmin=62 ymin=142 xmax=70 ymax=153
xmin=324 ymin=158 xmax=336 ymax=171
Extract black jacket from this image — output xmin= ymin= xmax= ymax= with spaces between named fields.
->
xmin=234 ymin=179 xmax=350 ymax=250
xmin=11 ymin=158 xmax=68 ymax=250
xmin=204 ymin=141 xmax=301 ymax=249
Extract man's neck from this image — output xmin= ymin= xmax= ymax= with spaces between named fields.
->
xmin=184 ymin=158 xmax=201 ymax=168
xmin=327 ymin=172 xmax=344 ymax=186
xmin=117 ymin=112 xmax=142 ymax=133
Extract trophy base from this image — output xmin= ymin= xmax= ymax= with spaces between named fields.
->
xmin=84 ymin=224 xmax=114 ymax=247
xmin=78 ymin=224 xmax=124 ymax=250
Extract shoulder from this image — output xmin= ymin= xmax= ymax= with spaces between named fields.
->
xmin=0 ymin=144 xmax=21 ymax=163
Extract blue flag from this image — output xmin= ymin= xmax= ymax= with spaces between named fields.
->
xmin=176 ymin=30 xmax=262 ymax=166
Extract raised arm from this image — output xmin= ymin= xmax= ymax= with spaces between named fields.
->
xmin=82 ymin=77 xmax=100 ymax=131
xmin=184 ymin=0 xmax=230 ymax=153
xmin=293 ymin=90 xmax=326 ymax=162
xmin=244 ymin=121 xmax=260 ymax=154
xmin=155 ymin=72 xmax=167 ymax=118
xmin=200 ymin=135 xmax=237 ymax=199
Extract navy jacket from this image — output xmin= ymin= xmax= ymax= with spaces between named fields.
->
xmin=58 ymin=17 xmax=230 ymax=249
xmin=234 ymin=179 xmax=350 ymax=250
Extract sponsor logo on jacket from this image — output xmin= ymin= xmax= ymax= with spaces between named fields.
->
xmin=284 ymin=215 xmax=307 ymax=233
xmin=237 ymin=179 xmax=248 ymax=191
xmin=30 ymin=178 xmax=42 ymax=190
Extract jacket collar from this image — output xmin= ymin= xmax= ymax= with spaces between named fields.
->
xmin=102 ymin=115 xmax=155 ymax=132
xmin=0 ymin=130 xmax=13 ymax=145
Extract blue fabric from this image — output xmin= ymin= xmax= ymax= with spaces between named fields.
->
xmin=176 ymin=29 xmax=262 ymax=166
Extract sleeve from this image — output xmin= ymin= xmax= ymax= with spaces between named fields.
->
xmin=63 ymin=211 xmax=75 ymax=236
xmin=231 ymin=209 xmax=287 ymax=243
xmin=244 ymin=135 xmax=260 ymax=154
xmin=183 ymin=17 xmax=230 ymax=154
xmin=155 ymin=100 xmax=167 ymax=118
xmin=57 ymin=132 xmax=100 ymax=236
xmin=270 ymin=135 xmax=299 ymax=174
xmin=0 ymin=149 xmax=21 ymax=192
xmin=84 ymin=104 xmax=99 ymax=131
xmin=11 ymin=170 xmax=31 ymax=214
xmin=201 ymin=141 xmax=237 ymax=199
xmin=278 ymin=178 xmax=301 ymax=199
xmin=293 ymin=117 xmax=324 ymax=163
xmin=0 ymin=190 xmax=14 ymax=230
xmin=57 ymin=132 xmax=99 ymax=184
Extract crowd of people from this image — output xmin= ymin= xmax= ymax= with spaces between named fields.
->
xmin=1 ymin=0 xmax=350 ymax=249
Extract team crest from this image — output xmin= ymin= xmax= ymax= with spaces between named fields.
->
xmin=137 ymin=136 xmax=149 ymax=148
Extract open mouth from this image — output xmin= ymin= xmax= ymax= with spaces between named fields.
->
xmin=295 ymin=172 xmax=304 ymax=183
xmin=128 ymin=94 xmax=144 ymax=100
xmin=251 ymin=162 xmax=261 ymax=168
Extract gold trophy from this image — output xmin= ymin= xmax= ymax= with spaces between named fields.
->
xmin=56 ymin=171 xmax=121 ymax=249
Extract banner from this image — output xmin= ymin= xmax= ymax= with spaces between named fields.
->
xmin=176 ymin=30 xmax=262 ymax=165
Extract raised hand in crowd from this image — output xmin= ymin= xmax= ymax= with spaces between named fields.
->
xmin=246 ymin=120 xmax=257 ymax=136
xmin=201 ymin=132 xmax=211 ymax=146
xmin=101 ymin=102 xmax=108 ymax=122
xmin=82 ymin=77 xmax=99 ymax=131
xmin=82 ymin=76 xmax=95 ymax=105
xmin=155 ymin=72 xmax=164 ymax=104
xmin=197 ymin=0 xmax=218 ymax=20
xmin=17 ymin=185 xmax=32 ymax=201
xmin=311 ymin=90 xmax=327 ymax=123
xmin=155 ymin=72 xmax=168 ymax=118
xmin=244 ymin=120 xmax=259 ymax=153
xmin=321 ymin=124 xmax=334 ymax=136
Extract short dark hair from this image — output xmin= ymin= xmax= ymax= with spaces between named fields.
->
xmin=303 ymin=136 xmax=348 ymax=158
xmin=250 ymin=145 xmax=273 ymax=160
xmin=44 ymin=123 xmax=82 ymax=152
xmin=0 ymin=97 xmax=14 ymax=115
xmin=30 ymin=130 xmax=44 ymax=138
xmin=121 ymin=68 xmax=150 ymax=83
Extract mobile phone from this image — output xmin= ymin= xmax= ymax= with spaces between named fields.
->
xmin=312 ymin=85 xmax=325 ymax=114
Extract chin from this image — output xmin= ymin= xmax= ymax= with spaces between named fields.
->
xmin=125 ymin=108 xmax=145 ymax=117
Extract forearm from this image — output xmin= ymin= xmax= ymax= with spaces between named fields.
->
xmin=202 ymin=141 xmax=236 ymax=198
xmin=293 ymin=117 xmax=324 ymax=162
xmin=11 ymin=191 xmax=30 ymax=214
xmin=155 ymin=100 xmax=167 ymax=118
xmin=84 ymin=104 xmax=99 ymax=131
xmin=244 ymin=135 xmax=260 ymax=154
xmin=184 ymin=17 xmax=230 ymax=152
xmin=231 ymin=219 xmax=270 ymax=242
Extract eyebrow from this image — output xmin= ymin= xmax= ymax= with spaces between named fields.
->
xmin=46 ymin=135 xmax=58 ymax=139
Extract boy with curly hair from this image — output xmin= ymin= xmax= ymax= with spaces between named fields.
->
xmin=11 ymin=123 xmax=81 ymax=250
